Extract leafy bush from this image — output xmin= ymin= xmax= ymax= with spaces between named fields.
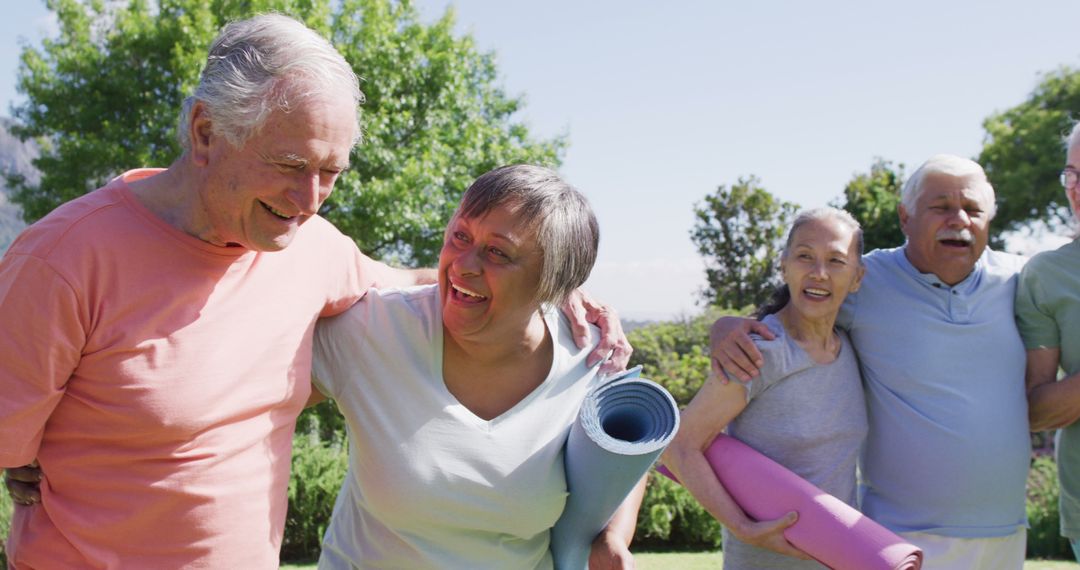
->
xmin=0 ymin=479 xmax=10 ymax=568
xmin=1027 ymin=454 xmax=1072 ymax=560
xmin=628 ymin=310 xmax=734 ymax=551
xmin=635 ymin=473 xmax=723 ymax=551
xmin=282 ymin=431 xmax=349 ymax=563
xmin=628 ymin=307 xmax=741 ymax=407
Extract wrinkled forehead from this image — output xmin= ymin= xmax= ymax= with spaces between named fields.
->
xmin=788 ymin=217 xmax=862 ymax=255
xmin=918 ymin=171 xmax=995 ymax=206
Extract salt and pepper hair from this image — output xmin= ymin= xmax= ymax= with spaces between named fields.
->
xmin=177 ymin=13 xmax=362 ymax=151
xmin=900 ymin=154 xmax=996 ymax=218
xmin=453 ymin=165 xmax=600 ymax=307
xmin=753 ymin=207 xmax=864 ymax=319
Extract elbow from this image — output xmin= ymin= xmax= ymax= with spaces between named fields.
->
xmin=659 ymin=441 xmax=693 ymax=477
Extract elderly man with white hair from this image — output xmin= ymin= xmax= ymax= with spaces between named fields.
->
xmin=711 ymin=154 xmax=1030 ymax=569
xmin=1019 ymin=121 xmax=1080 ymax=562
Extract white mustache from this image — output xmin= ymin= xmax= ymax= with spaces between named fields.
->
xmin=936 ymin=229 xmax=973 ymax=242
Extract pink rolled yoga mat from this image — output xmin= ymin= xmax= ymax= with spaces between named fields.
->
xmin=659 ymin=434 xmax=921 ymax=570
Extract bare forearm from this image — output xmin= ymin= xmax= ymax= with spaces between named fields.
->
xmin=1029 ymin=372 xmax=1080 ymax=431
xmin=603 ymin=476 xmax=647 ymax=546
xmin=661 ymin=445 xmax=752 ymax=535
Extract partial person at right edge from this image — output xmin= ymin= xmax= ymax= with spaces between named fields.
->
xmin=710 ymin=155 xmax=1029 ymax=570
xmin=1018 ymin=120 xmax=1080 ymax=563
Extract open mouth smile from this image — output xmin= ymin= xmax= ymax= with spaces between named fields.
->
xmin=451 ymin=282 xmax=488 ymax=302
xmin=259 ymin=201 xmax=294 ymax=220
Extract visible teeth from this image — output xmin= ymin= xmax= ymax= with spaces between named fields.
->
xmin=805 ymin=288 xmax=830 ymax=297
xmin=452 ymin=283 xmax=486 ymax=299
xmin=262 ymin=202 xmax=290 ymax=219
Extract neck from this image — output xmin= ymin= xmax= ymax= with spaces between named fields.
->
xmin=902 ymin=245 xmax=974 ymax=286
xmin=127 ymin=157 xmax=218 ymax=244
xmin=444 ymin=309 xmax=549 ymax=367
xmin=776 ymin=304 xmax=836 ymax=354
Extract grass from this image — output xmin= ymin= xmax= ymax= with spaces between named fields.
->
xmin=281 ymin=552 xmax=1079 ymax=569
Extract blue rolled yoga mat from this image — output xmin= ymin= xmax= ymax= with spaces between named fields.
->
xmin=550 ymin=367 xmax=680 ymax=569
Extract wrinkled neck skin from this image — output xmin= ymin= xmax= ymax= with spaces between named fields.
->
xmin=776 ymin=302 xmax=840 ymax=363
xmin=443 ymin=307 xmax=549 ymax=370
xmin=127 ymin=155 xmax=216 ymax=244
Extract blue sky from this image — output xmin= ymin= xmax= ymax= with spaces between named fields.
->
xmin=3 ymin=1 xmax=1077 ymax=320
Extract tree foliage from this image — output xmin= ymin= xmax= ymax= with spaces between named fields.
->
xmin=979 ymin=66 xmax=1080 ymax=238
xmin=690 ymin=177 xmax=799 ymax=310
xmin=627 ymin=307 xmax=738 ymax=407
xmin=832 ymin=158 xmax=906 ymax=253
xmin=7 ymin=0 xmax=562 ymax=266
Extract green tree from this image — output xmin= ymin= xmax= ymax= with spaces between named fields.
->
xmin=627 ymin=307 xmax=737 ymax=407
xmin=832 ymin=158 xmax=906 ymax=253
xmin=690 ymin=176 xmax=799 ymax=310
xmin=7 ymin=0 xmax=562 ymax=266
xmin=979 ymin=66 xmax=1080 ymax=240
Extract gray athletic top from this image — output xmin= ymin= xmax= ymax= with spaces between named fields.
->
xmin=722 ymin=313 xmax=868 ymax=570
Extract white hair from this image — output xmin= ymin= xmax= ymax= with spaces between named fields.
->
xmin=900 ymin=154 xmax=996 ymax=218
xmin=1066 ymin=121 xmax=1080 ymax=155
xmin=177 ymin=14 xmax=362 ymax=151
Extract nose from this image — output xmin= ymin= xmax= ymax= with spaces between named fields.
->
xmin=288 ymin=172 xmax=325 ymax=216
xmin=947 ymin=207 xmax=971 ymax=227
xmin=809 ymin=260 xmax=827 ymax=280
xmin=451 ymin=245 xmax=483 ymax=276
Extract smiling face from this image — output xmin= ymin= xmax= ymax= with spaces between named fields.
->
xmin=438 ymin=203 xmax=546 ymax=342
xmin=192 ymin=90 xmax=356 ymax=251
xmin=899 ymin=171 xmax=994 ymax=285
xmin=780 ymin=216 xmax=864 ymax=323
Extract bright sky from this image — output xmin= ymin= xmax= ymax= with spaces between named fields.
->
xmin=3 ymin=1 xmax=1077 ymax=320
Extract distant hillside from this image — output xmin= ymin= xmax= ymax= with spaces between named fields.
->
xmin=0 ymin=117 xmax=35 ymax=253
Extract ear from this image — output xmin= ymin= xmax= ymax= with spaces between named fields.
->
xmin=188 ymin=101 xmax=214 ymax=167
xmin=897 ymin=202 xmax=911 ymax=237
xmin=849 ymin=263 xmax=866 ymax=293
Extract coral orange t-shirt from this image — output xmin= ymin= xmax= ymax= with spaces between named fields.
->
xmin=0 ymin=169 xmax=385 ymax=569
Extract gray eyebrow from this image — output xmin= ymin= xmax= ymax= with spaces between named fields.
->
xmin=262 ymin=152 xmax=349 ymax=171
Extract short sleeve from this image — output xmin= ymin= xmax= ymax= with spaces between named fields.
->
xmin=312 ymin=304 xmax=369 ymax=401
xmin=0 ymin=254 xmax=86 ymax=466
xmin=1015 ymin=257 xmax=1060 ymax=350
xmin=743 ymin=316 xmax=815 ymax=402
xmin=309 ymin=219 xmax=385 ymax=318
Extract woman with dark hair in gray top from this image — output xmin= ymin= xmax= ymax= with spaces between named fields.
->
xmin=661 ymin=208 xmax=869 ymax=570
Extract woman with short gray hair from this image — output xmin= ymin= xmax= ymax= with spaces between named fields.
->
xmin=308 ymin=164 xmax=642 ymax=569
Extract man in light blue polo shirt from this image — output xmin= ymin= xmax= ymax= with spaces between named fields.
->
xmin=710 ymin=155 xmax=1029 ymax=569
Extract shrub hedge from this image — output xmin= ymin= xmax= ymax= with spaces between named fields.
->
xmin=1028 ymin=454 xmax=1072 ymax=559
xmin=282 ymin=430 xmax=349 ymax=563
xmin=0 ymin=479 xmax=10 ymax=568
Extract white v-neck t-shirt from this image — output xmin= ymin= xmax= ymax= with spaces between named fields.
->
xmin=311 ymin=285 xmax=600 ymax=569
